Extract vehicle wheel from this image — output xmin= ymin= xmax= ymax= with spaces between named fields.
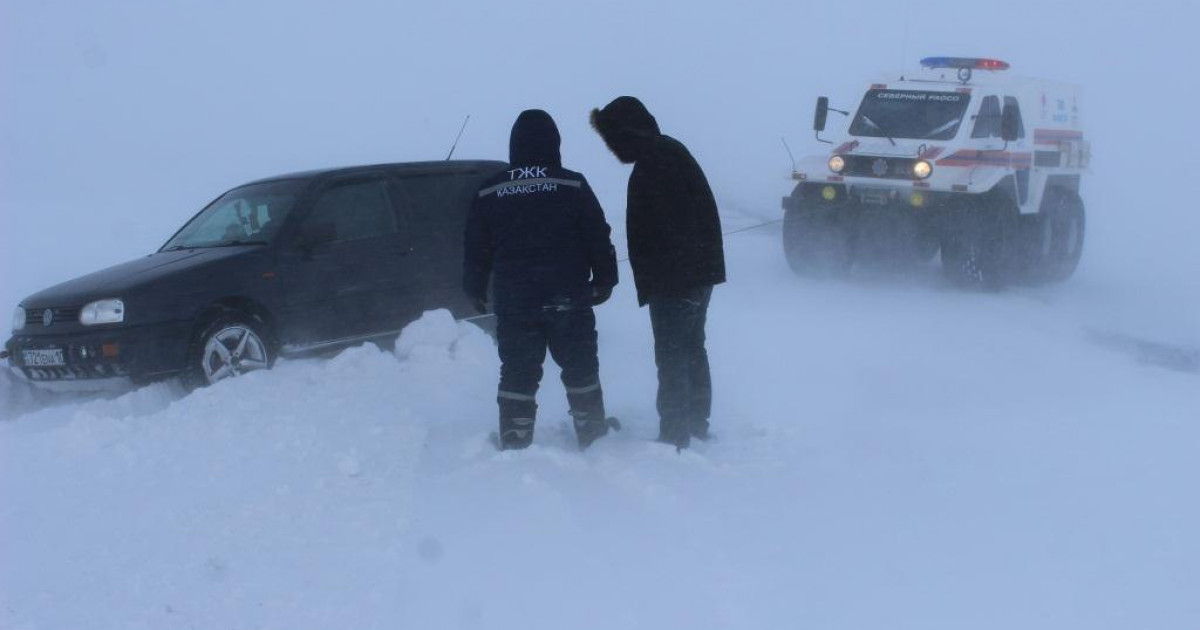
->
xmin=914 ymin=232 xmax=940 ymax=264
xmin=783 ymin=198 xmax=853 ymax=277
xmin=182 ymin=311 xmax=275 ymax=390
xmin=856 ymin=212 xmax=937 ymax=269
xmin=1023 ymin=187 xmax=1086 ymax=283
xmin=940 ymin=187 xmax=1019 ymax=290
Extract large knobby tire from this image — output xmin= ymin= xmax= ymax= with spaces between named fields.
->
xmin=939 ymin=186 xmax=1020 ymax=290
xmin=853 ymin=210 xmax=938 ymax=270
xmin=1023 ymin=187 xmax=1086 ymax=284
xmin=181 ymin=310 xmax=276 ymax=391
xmin=783 ymin=199 xmax=853 ymax=277
xmin=914 ymin=233 xmax=941 ymax=265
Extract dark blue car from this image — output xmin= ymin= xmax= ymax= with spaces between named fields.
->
xmin=5 ymin=160 xmax=504 ymax=391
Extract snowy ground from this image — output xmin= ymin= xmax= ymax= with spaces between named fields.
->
xmin=2 ymin=226 xmax=1198 ymax=630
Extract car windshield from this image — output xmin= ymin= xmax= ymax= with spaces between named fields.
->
xmin=162 ymin=180 xmax=305 ymax=251
xmin=848 ymin=89 xmax=971 ymax=141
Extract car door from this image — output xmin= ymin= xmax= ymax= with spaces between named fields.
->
xmin=1003 ymin=95 xmax=1031 ymax=206
xmin=276 ymin=174 xmax=417 ymax=349
xmin=391 ymin=170 xmax=493 ymax=320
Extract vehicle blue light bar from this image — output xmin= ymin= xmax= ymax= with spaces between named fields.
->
xmin=921 ymin=57 xmax=1010 ymax=71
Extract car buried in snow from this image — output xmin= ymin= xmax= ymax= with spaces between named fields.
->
xmin=783 ymin=57 xmax=1090 ymax=288
xmin=4 ymin=160 xmax=506 ymax=392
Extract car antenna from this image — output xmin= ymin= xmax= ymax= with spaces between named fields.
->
xmin=446 ymin=114 xmax=471 ymax=160
xmin=781 ymin=137 xmax=797 ymax=173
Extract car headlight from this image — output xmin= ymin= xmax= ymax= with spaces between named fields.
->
xmin=80 ymin=299 xmax=125 ymax=326
xmin=828 ymin=155 xmax=846 ymax=174
xmin=913 ymin=160 xmax=933 ymax=179
xmin=12 ymin=307 xmax=25 ymax=332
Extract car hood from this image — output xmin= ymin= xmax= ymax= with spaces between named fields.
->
xmin=21 ymin=247 xmax=265 ymax=307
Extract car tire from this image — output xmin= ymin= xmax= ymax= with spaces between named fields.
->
xmin=940 ymin=186 xmax=1020 ymax=290
xmin=181 ymin=310 xmax=275 ymax=391
xmin=1022 ymin=187 xmax=1086 ymax=284
xmin=783 ymin=197 xmax=853 ymax=277
xmin=914 ymin=232 xmax=941 ymax=264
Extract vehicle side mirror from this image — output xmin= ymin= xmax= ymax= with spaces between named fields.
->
xmin=814 ymin=96 xmax=830 ymax=132
xmin=301 ymin=221 xmax=338 ymax=248
xmin=1000 ymin=103 xmax=1020 ymax=143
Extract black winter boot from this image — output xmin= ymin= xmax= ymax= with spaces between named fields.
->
xmin=657 ymin=416 xmax=691 ymax=450
xmin=498 ymin=397 xmax=537 ymax=450
xmin=567 ymin=387 xmax=609 ymax=450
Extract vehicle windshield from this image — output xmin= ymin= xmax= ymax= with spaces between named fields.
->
xmin=848 ymin=89 xmax=971 ymax=141
xmin=162 ymin=180 xmax=305 ymax=251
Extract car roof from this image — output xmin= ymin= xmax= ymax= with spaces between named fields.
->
xmin=242 ymin=160 xmax=507 ymax=186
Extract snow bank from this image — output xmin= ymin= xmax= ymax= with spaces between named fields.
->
xmin=394 ymin=308 xmax=495 ymax=366
xmin=2 ymin=244 xmax=1197 ymax=630
xmin=0 ymin=311 xmax=500 ymax=630
xmin=0 ymin=368 xmax=36 ymax=420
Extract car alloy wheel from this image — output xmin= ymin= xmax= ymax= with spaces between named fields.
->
xmin=202 ymin=325 xmax=269 ymax=384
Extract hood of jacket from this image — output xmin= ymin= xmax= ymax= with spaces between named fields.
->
xmin=590 ymin=96 xmax=661 ymax=164
xmin=509 ymin=109 xmax=562 ymax=167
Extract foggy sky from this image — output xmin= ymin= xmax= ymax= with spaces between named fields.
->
xmin=1 ymin=0 xmax=1197 ymax=334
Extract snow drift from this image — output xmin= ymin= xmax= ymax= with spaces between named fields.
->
xmin=3 ymin=232 xmax=1197 ymax=630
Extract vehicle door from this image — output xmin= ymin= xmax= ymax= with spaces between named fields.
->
xmin=276 ymin=174 xmax=416 ymax=349
xmin=1003 ymin=95 xmax=1032 ymax=207
xmin=391 ymin=171 xmax=491 ymax=319
xmin=971 ymin=94 xmax=1031 ymax=206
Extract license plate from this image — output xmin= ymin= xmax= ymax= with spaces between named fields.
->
xmin=22 ymin=348 xmax=65 ymax=367
xmin=858 ymin=189 xmax=892 ymax=205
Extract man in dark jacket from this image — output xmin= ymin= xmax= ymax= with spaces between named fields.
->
xmin=590 ymin=96 xmax=726 ymax=450
xmin=464 ymin=109 xmax=619 ymax=451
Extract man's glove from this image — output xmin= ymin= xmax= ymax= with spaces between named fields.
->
xmin=591 ymin=284 xmax=614 ymax=306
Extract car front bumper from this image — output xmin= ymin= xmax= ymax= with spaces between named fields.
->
xmin=5 ymin=320 xmax=192 ymax=389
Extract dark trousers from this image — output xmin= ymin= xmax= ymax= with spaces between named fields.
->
xmin=496 ymin=308 xmax=600 ymax=398
xmin=495 ymin=308 xmax=605 ymax=448
xmin=647 ymin=285 xmax=713 ymax=447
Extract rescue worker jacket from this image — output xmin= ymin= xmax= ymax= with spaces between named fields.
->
xmin=464 ymin=110 xmax=618 ymax=315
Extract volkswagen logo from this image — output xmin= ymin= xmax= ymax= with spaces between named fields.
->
xmin=42 ymin=309 xmax=53 ymax=327
xmin=871 ymin=158 xmax=889 ymax=177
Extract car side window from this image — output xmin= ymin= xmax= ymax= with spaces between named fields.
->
xmin=972 ymin=95 xmax=1001 ymax=139
xmin=1003 ymin=96 xmax=1027 ymax=139
xmin=304 ymin=178 xmax=397 ymax=243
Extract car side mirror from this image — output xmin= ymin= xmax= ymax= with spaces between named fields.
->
xmin=814 ymin=96 xmax=830 ymax=132
xmin=1000 ymin=103 xmax=1020 ymax=143
xmin=301 ymin=221 xmax=338 ymax=248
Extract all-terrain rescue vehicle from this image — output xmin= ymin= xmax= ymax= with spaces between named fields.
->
xmin=783 ymin=57 xmax=1089 ymax=287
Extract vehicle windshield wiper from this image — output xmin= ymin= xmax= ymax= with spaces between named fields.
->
xmin=210 ymin=239 xmax=269 ymax=248
xmin=164 ymin=239 xmax=269 ymax=251
xmin=923 ymin=118 xmax=961 ymax=139
xmin=860 ymin=114 xmax=897 ymax=146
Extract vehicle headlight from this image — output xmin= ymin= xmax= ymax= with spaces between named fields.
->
xmin=828 ymin=155 xmax=846 ymax=174
xmin=913 ymin=160 xmax=933 ymax=179
xmin=80 ymin=299 xmax=125 ymax=326
xmin=12 ymin=307 xmax=25 ymax=332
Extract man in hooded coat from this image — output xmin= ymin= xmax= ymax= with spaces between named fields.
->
xmin=590 ymin=96 xmax=726 ymax=449
xmin=464 ymin=109 xmax=619 ymax=450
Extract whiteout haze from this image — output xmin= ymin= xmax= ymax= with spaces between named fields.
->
xmin=1 ymin=1 xmax=1197 ymax=629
